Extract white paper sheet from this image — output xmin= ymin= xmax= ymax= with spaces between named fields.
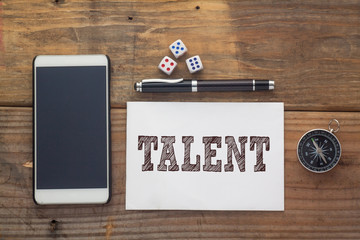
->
xmin=126 ymin=102 xmax=284 ymax=211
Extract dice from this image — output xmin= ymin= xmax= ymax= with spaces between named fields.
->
xmin=158 ymin=56 xmax=177 ymax=75
xmin=169 ymin=39 xmax=187 ymax=59
xmin=186 ymin=55 xmax=203 ymax=73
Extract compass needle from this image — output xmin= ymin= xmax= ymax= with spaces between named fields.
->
xmin=311 ymin=138 xmax=327 ymax=164
xmin=319 ymin=152 xmax=327 ymax=164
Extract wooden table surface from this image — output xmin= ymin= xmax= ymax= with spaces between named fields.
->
xmin=1 ymin=0 xmax=360 ymax=239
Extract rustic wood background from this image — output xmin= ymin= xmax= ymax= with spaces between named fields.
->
xmin=1 ymin=0 xmax=360 ymax=239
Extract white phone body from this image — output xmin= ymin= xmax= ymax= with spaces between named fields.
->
xmin=33 ymin=55 xmax=111 ymax=205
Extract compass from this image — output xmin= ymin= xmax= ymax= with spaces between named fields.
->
xmin=297 ymin=119 xmax=341 ymax=173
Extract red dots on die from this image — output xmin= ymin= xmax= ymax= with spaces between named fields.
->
xmin=159 ymin=56 xmax=176 ymax=75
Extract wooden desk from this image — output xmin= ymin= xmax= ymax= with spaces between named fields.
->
xmin=1 ymin=1 xmax=359 ymax=239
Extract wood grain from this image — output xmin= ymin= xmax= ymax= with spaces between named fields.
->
xmin=0 ymin=107 xmax=359 ymax=239
xmin=0 ymin=1 xmax=360 ymax=110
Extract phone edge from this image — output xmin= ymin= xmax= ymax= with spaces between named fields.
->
xmin=32 ymin=55 xmax=38 ymax=205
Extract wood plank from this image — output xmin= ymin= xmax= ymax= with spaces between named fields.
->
xmin=1 ymin=1 xmax=360 ymax=110
xmin=0 ymin=107 xmax=359 ymax=239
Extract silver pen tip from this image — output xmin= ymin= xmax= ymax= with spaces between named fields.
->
xmin=134 ymin=82 xmax=142 ymax=92
xmin=269 ymin=80 xmax=275 ymax=90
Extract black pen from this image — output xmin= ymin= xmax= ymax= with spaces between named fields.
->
xmin=134 ymin=79 xmax=274 ymax=93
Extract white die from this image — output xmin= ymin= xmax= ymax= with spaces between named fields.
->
xmin=186 ymin=55 xmax=203 ymax=73
xmin=158 ymin=56 xmax=177 ymax=75
xmin=169 ymin=39 xmax=187 ymax=59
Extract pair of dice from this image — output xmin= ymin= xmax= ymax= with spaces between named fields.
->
xmin=158 ymin=39 xmax=204 ymax=75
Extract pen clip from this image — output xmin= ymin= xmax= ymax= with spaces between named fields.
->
xmin=141 ymin=78 xmax=184 ymax=83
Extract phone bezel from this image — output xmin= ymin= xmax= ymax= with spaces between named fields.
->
xmin=33 ymin=55 xmax=111 ymax=205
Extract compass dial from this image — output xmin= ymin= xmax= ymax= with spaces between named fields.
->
xmin=297 ymin=129 xmax=341 ymax=173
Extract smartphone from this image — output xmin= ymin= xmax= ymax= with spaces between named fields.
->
xmin=33 ymin=55 xmax=111 ymax=204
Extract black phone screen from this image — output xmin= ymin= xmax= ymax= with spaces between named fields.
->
xmin=35 ymin=66 xmax=108 ymax=189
